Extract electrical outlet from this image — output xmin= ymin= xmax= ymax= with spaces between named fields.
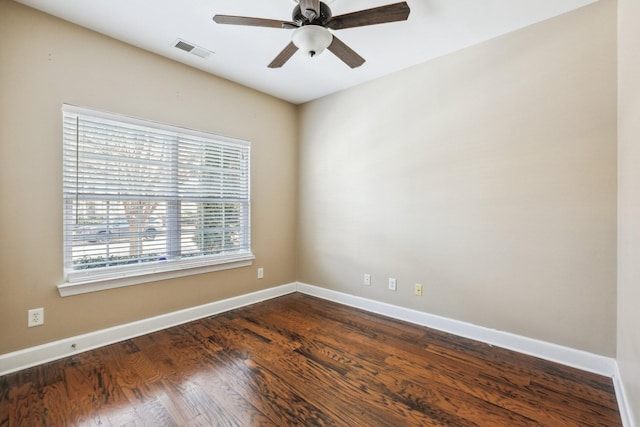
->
xmin=415 ymin=283 xmax=423 ymax=296
xmin=364 ymin=273 xmax=371 ymax=286
xmin=388 ymin=278 xmax=397 ymax=291
xmin=257 ymin=267 xmax=264 ymax=279
xmin=28 ymin=308 xmax=44 ymax=327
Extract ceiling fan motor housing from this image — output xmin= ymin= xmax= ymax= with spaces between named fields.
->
xmin=292 ymin=2 xmax=332 ymax=26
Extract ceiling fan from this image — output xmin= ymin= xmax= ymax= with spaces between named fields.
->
xmin=213 ymin=0 xmax=411 ymax=69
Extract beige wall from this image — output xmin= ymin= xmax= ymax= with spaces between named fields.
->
xmin=0 ymin=0 xmax=626 ymax=377
xmin=298 ymin=0 xmax=617 ymax=356
xmin=618 ymin=0 xmax=640 ymax=421
xmin=0 ymin=0 xmax=298 ymax=354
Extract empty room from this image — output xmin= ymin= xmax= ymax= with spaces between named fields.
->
xmin=1 ymin=0 xmax=638 ymax=425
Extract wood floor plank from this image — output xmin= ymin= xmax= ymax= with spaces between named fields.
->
xmin=0 ymin=293 xmax=623 ymax=426
xmin=273 ymin=293 xmax=621 ymax=425
xmin=253 ymin=303 xmax=536 ymax=425
xmin=215 ymin=317 xmax=455 ymax=426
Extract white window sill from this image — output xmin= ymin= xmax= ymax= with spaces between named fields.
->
xmin=58 ymin=254 xmax=255 ymax=297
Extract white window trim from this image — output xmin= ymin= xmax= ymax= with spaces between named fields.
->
xmin=59 ymin=104 xmax=253 ymax=296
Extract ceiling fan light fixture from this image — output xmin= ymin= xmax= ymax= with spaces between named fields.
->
xmin=292 ymin=25 xmax=333 ymax=58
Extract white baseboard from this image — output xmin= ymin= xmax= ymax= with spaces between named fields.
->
xmin=295 ymin=282 xmax=617 ymax=377
xmin=613 ymin=364 xmax=637 ymax=427
xmin=0 ymin=283 xmax=297 ymax=376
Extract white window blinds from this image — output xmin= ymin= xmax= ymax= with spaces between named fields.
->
xmin=62 ymin=105 xmax=252 ymax=286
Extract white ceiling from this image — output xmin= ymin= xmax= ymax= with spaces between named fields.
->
xmin=15 ymin=0 xmax=597 ymax=104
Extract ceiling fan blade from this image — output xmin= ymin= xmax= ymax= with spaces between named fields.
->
xmin=327 ymin=35 xmax=365 ymax=68
xmin=213 ymin=15 xmax=296 ymax=29
xmin=326 ymin=2 xmax=410 ymax=30
xmin=268 ymin=42 xmax=299 ymax=68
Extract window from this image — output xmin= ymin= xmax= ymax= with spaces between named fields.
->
xmin=62 ymin=105 xmax=253 ymax=293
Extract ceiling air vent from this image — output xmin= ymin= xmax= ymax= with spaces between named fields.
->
xmin=173 ymin=39 xmax=213 ymax=59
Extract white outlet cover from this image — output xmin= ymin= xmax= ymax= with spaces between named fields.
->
xmin=388 ymin=278 xmax=397 ymax=291
xmin=28 ymin=308 xmax=44 ymax=327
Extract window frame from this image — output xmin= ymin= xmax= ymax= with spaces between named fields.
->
xmin=59 ymin=104 xmax=254 ymax=297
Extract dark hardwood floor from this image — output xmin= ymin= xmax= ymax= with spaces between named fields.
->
xmin=0 ymin=293 xmax=622 ymax=426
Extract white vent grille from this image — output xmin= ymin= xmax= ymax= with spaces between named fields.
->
xmin=173 ymin=39 xmax=213 ymax=59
